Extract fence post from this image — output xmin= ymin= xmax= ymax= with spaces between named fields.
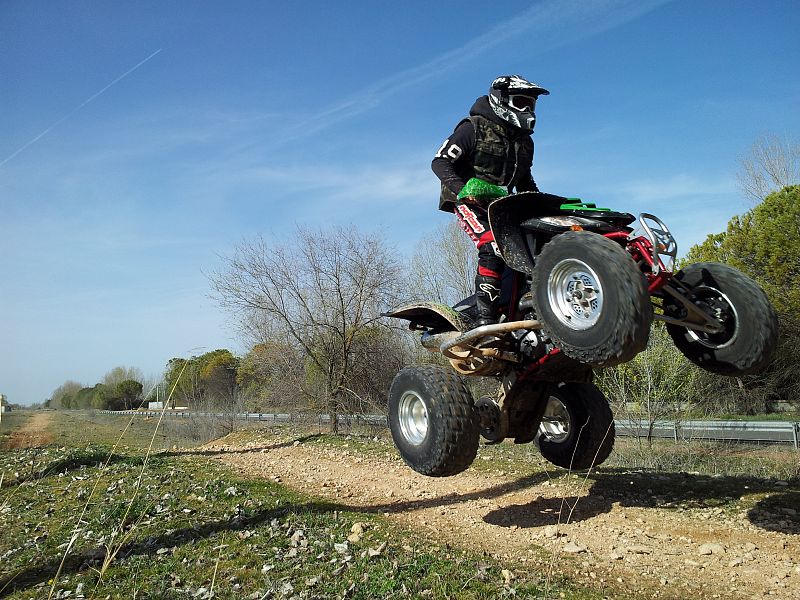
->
xmin=793 ymin=422 xmax=799 ymax=450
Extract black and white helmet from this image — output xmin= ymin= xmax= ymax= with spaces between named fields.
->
xmin=488 ymin=75 xmax=549 ymax=131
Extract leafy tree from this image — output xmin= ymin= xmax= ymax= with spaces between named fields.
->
xmin=47 ymin=380 xmax=83 ymax=409
xmin=89 ymin=384 xmax=112 ymax=410
xmin=115 ymin=379 xmax=144 ymax=410
xmin=685 ymin=185 xmax=800 ymax=314
xmin=72 ymin=386 xmax=96 ymax=409
xmin=199 ymin=350 xmax=239 ymax=405
xmin=164 ymin=357 xmax=202 ymax=407
xmin=236 ymin=342 xmax=304 ymax=410
xmin=683 ymin=185 xmax=800 ymax=412
xmin=163 ymin=350 xmax=242 ymax=408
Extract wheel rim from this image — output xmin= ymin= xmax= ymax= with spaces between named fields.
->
xmin=398 ymin=391 xmax=429 ymax=445
xmin=547 ymin=259 xmax=604 ymax=330
xmin=539 ymin=395 xmax=571 ymax=443
xmin=687 ymin=285 xmax=739 ymax=349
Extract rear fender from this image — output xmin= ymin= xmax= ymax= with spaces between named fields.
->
xmin=384 ymin=302 xmax=467 ymax=333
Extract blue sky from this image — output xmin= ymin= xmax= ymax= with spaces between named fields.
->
xmin=2 ymin=0 xmax=798 ymax=405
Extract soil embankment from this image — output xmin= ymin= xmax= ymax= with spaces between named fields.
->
xmin=209 ymin=436 xmax=800 ymax=599
xmin=3 ymin=412 xmax=53 ymax=449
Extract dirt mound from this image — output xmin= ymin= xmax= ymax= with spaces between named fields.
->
xmin=210 ymin=435 xmax=800 ymax=599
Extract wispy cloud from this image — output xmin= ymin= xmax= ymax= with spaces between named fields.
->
xmin=222 ymin=160 xmax=433 ymax=200
xmin=282 ymin=0 xmax=673 ymax=140
xmin=588 ymin=173 xmax=742 ymax=253
xmin=614 ymin=173 xmax=735 ymax=205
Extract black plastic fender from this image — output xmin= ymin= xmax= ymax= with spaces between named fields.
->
xmin=383 ymin=302 xmax=468 ymax=333
xmin=487 ymin=192 xmax=568 ymax=273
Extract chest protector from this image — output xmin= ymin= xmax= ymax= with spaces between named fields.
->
xmin=470 ymin=115 xmax=532 ymax=187
xmin=438 ymin=115 xmax=533 ymax=212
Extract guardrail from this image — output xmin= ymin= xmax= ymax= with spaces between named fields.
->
xmin=615 ymin=419 xmax=799 ymax=447
xmin=101 ymin=411 xmax=800 ymax=448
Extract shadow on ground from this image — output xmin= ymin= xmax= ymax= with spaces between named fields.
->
xmin=483 ymin=494 xmax=612 ymax=527
xmin=0 ymin=449 xmax=133 ymax=489
xmin=474 ymin=467 xmax=800 ymax=535
xmin=747 ymin=491 xmax=800 ymax=534
xmin=0 ymin=499 xmax=341 ymax=597
xmin=159 ymin=434 xmax=325 ymax=458
xmin=587 ymin=468 xmax=799 ymax=533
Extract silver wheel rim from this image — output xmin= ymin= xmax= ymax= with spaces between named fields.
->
xmin=687 ymin=285 xmax=740 ymax=349
xmin=539 ymin=395 xmax=571 ymax=443
xmin=547 ymin=259 xmax=603 ymax=330
xmin=398 ymin=391 xmax=429 ymax=445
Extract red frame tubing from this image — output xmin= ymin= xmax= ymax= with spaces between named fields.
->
xmin=517 ymin=230 xmax=672 ymax=381
xmin=519 ymin=348 xmax=562 ymax=381
xmin=604 ymin=232 xmax=671 ymax=294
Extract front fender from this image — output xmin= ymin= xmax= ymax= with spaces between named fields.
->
xmin=488 ymin=192 xmax=568 ymax=273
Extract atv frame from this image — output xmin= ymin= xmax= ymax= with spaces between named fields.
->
xmin=387 ymin=192 xmax=778 ymax=477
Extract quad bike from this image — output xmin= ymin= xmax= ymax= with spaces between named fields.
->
xmin=386 ymin=182 xmax=779 ymax=477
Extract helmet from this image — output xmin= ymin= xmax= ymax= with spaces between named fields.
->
xmin=488 ymin=75 xmax=549 ymax=131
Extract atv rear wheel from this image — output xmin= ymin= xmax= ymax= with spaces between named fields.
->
xmin=663 ymin=262 xmax=778 ymax=376
xmin=536 ymin=382 xmax=615 ymax=470
xmin=532 ymin=231 xmax=652 ymax=366
xmin=388 ymin=366 xmax=479 ymax=477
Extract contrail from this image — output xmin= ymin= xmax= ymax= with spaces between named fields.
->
xmin=0 ymin=48 xmax=163 ymax=168
xmin=275 ymin=0 xmax=672 ymax=143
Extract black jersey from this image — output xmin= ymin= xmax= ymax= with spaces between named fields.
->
xmin=432 ymin=96 xmax=539 ymax=212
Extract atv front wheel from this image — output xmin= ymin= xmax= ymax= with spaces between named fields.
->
xmin=532 ymin=231 xmax=653 ymax=366
xmin=663 ymin=262 xmax=778 ymax=376
xmin=388 ymin=366 xmax=479 ymax=477
xmin=536 ymin=382 xmax=615 ymax=470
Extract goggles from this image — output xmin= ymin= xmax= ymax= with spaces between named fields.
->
xmin=508 ymin=94 xmax=537 ymax=112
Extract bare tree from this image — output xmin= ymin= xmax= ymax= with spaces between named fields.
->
xmin=210 ymin=225 xmax=402 ymax=432
xmin=410 ymin=219 xmax=476 ymax=305
xmin=101 ymin=366 xmax=144 ymax=389
xmin=737 ymin=133 xmax=800 ymax=203
xmin=598 ymin=326 xmax=698 ymax=447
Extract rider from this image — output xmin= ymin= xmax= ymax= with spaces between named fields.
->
xmin=432 ymin=74 xmax=549 ymax=327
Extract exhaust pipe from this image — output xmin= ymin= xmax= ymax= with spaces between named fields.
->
xmin=420 ymin=330 xmax=461 ymax=352
xmin=440 ymin=319 xmax=541 ymax=356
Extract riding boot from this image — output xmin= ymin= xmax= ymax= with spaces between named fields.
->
xmin=475 ymin=275 xmax=501 ymax=327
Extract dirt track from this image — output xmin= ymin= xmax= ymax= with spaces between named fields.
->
xmin=3 ymin=412 xmax=53 ymax=449
xmin=208 ymin=435 xmax=799 ymax=600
